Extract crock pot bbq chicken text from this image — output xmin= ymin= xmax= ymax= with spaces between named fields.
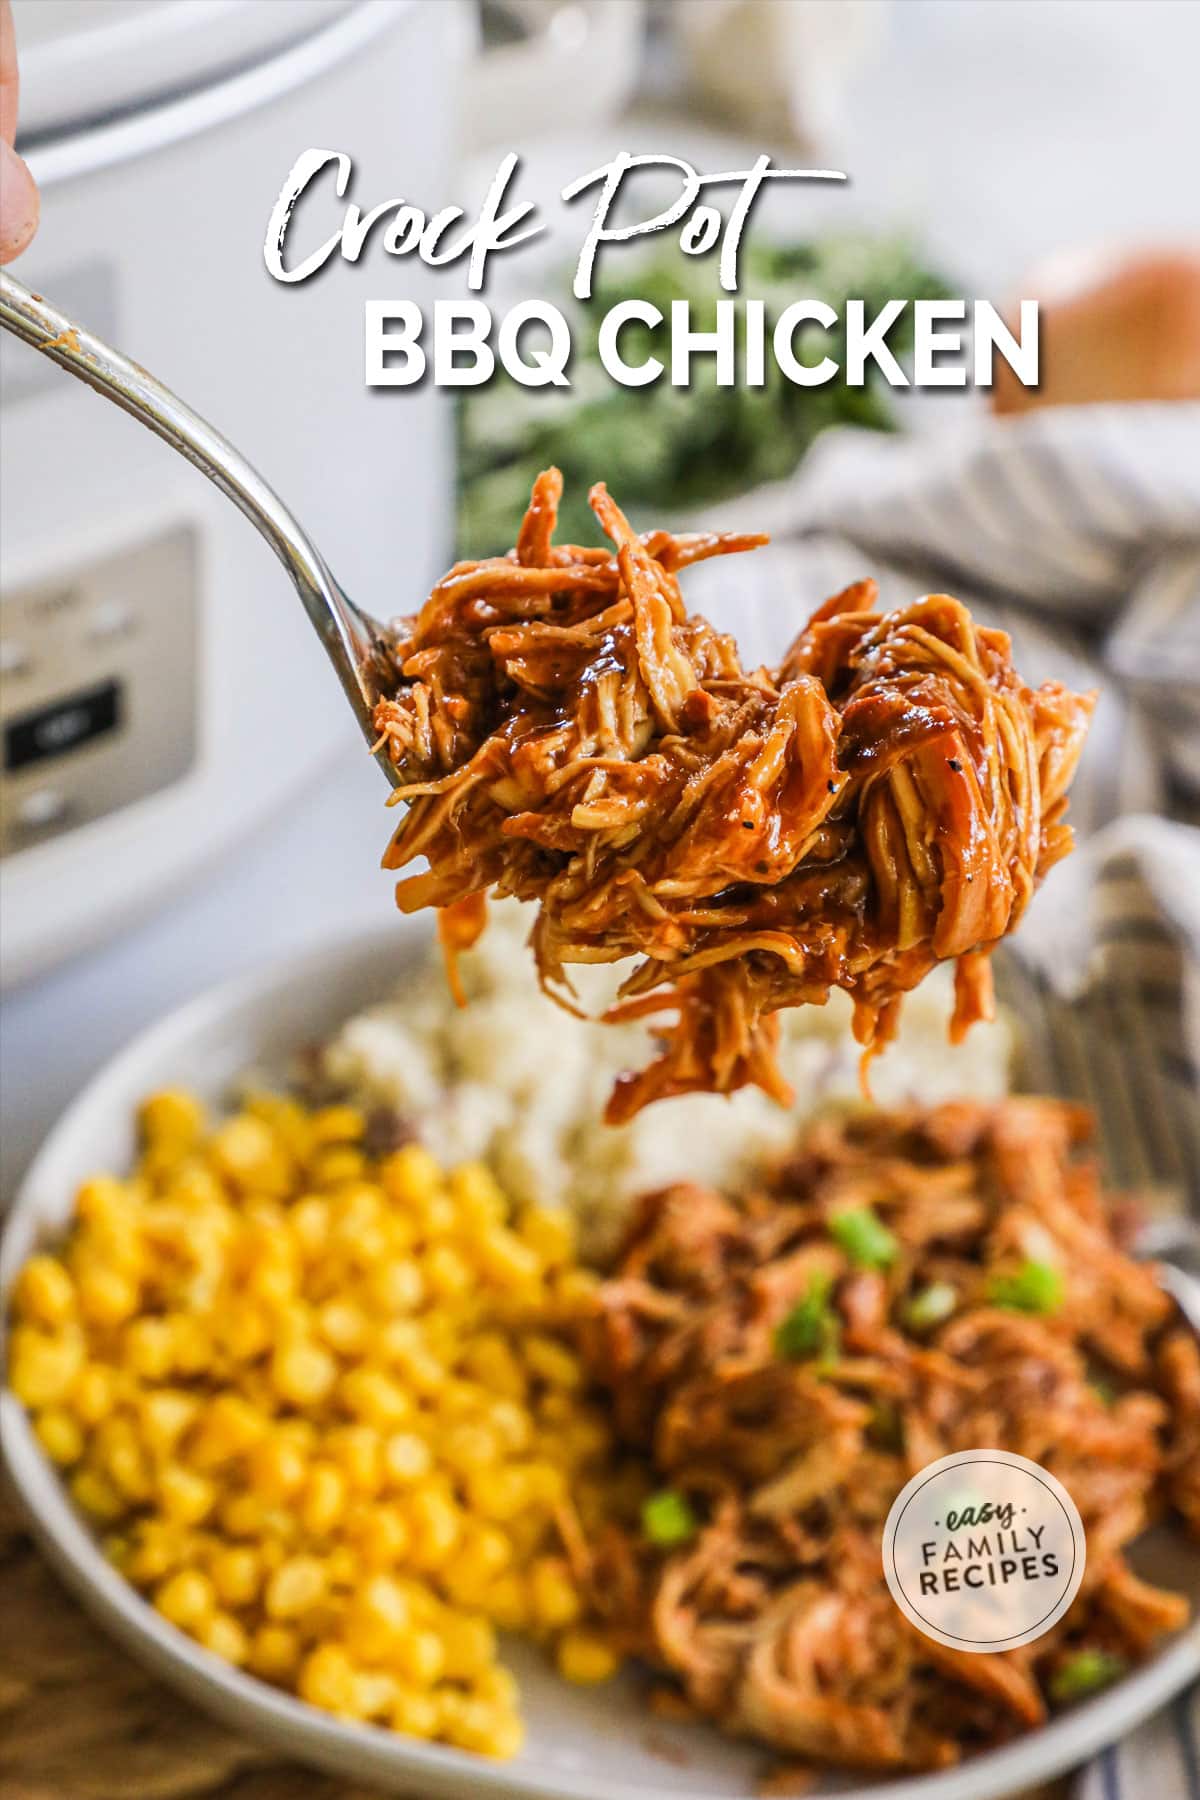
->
xmin=373 ymin=471 xmax=1093 ymax=1122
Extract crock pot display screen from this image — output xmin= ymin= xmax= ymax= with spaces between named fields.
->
xmin=4 ymin=679 xmax=123 ymax=771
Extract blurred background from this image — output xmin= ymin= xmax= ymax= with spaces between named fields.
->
xmin=2 ymin=0 xmax=1199 ymax=1201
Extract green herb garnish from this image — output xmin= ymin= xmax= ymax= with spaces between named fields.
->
xmin=903 ymin=1281 xmax=958 ymax=1332
xmin=829 ymin=1206 xmax=898 ymax=1271
xmin=775 ymin=1275 xmax=840 ymax=1364
xmin=641 ymin=1490 xmax=699 ymax=1549
xmin=988 ymin=1260 xmax=1064 ymax=1315
xmin=1049 ymin=1648 xmax=1127 ymax=1704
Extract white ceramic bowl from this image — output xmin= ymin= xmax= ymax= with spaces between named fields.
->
xmin=3 ymin=923 xmax=1199 ymax=1800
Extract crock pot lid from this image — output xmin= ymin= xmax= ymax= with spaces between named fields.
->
xmin=14 ymin=0 xmax=360 ymax=144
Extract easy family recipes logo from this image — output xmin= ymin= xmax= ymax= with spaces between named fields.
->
xmin=884 ymin=1450 xmax=1087 ymax=1653
xmin=262 ymin=150 xmax=1039 ymax=393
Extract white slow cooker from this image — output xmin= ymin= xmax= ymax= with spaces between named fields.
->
xmin=0 ymin=0 xmax=464 ymax=985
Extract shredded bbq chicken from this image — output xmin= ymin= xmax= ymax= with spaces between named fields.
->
xmin=577 ymin=1100 xmax=1199 ymax=1773
xmin=373 ymin=470 xmax=1093 ymax=1121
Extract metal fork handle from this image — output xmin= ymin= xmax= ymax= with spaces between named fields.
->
xmin=0 ymin=268 xmax=386 ymax=750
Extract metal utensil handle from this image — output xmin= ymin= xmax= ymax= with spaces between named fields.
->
xmin=0 ymin=269 xmax=379 ymax=733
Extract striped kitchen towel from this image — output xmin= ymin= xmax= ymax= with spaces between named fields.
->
xmin=693 ymin=398 xmax=1200 ymax=1789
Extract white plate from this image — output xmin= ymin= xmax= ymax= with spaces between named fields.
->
xmin=3 ymin=923 xmax=1199 ymax=1800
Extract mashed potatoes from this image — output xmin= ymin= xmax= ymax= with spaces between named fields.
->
xmin=320 ymin=905 xmax=1012 ymax=1259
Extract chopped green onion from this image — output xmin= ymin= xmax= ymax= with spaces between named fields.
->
xmin=775 ymin=1276 xmax=840 ymax=1364
xmin=641 ymin=1490 xmax=698 ymax=1549
xmin=829 ymin=1206 xmax=898 ymax=1271
xmin=988 ymin=1259 xmax=1064 ymax=1315
xmin=1089 ymin=1376 xmax=1117 ymax=1407
xmin=1049 ymin=1648 xmax=1127 ymax=1704
xmin=904 ymin=1281 xmax=958 ymax=1332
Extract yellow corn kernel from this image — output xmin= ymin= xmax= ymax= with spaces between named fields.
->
xmin=395 ymin=1627 xmax=446 ymax=1687
xmin=339 ymin=1368 xmax=412 ymax=1428
xmin=552 ymin=1266 xmax=601 ymax=1316
xmin=350 ymin=1504 xmax=411 ymax=1569
xmin=420 ymin=1193 xmax=458 ymax=1238
xmin=35 ymin=1406 xmax=85 ymax=1466
xmin=250 ymin=1432 xmax=309 ymax=1504
xmin=198 ymin=1610 xmax=249 ymax=1665
xmin=377 ymin=1323 xmax=443 ymax=1393
xmin=170 ymin=1162 xmax=225 ymax=1210
xmin=155 ymin=1568 xmax=216 ymax=1630
xmin=70 ymin=1360 xmax=119 ymax=1418
xmin=297 ymin=1644 xmax=360 ymax=1715
xmin=353 ymin=1671 xmax=399 ymax=1721
xmin=289 ymin=1195 xmax=331 ymax=1255
xmin=466 ymin=1465 xmax=528 ymax=1524
xmin=442 ymin=1525 xmax=512 ymax=1600
xmin=139 ymin=1390 xmax=199 ymax=1457
xmin=521 ymin=1334 xmax=582 ymax=1390
xmin=438 ymin=1613 xmax=495 ymax=1680
xmin=519 ymin=1206 xmax=574 ymax=1266
xmin=315 ymin=1299 xmax=368 ymax=1356
xmin=139 ymin=1089 xmax=207 ymax=1150
xmin=326 ymin=1425 xmax=381 ymax=1495
xmin=99 ymin=1432 xmax=153 ymax=1503
xmin=382 ymin=1432 xmax=432 ymax=1486
xmin=486 ymin=1400 xmax=533 ymax=1454
xmin=13 ymin=1255 xmax=76 ymax=1326
xmin=219 ymin=1303 xmax=272 ymax=1363
xmin=437 ymin=1421 xmax=498 ymax=1476
xmin=189 ymin=1394 xmax=265 ymax=1470
xmin=529 ymin=1558 xmax=581 ymax=1631
xmin=475 ymin=1227 xmax=539 ymax=1290
xmin=244 ymin=1254 xmax=296 ymax=1308
xmin=164 ymin=1313 xmax=212 ymax=1376
xmin=522 ymin=1463 xmax=567 ymax=1508
xmin=123 ymin=1317 xmax=175 ymax=1381
xmin=310 ymin=1145 xmax=366 ymax=1189
xmin=478 ymin=1573 xmax=529 ymax=1632
xmin=390 ymin=1690 xmax=440 ymax=1739
xmin=406 ymin=1486 xmax=461 ymax=1570
xmin=210 ymin=1115 xmax=277 ymax=1183
xmin=556 ymin=1629 xmax=619 ymax=1685
xmin=249 ymin=1623 xmax=301 ymax=1682
xmin=310 ymin=1105 xmax=365 ymax=1145
xmin=460 ymin=1333 xmax=527 ymax=1401
xmin=449 ymin=1162 xmax=506 ymax=1224
xmin=537 ymin=1389 xmax=573 ymax=1425
xmin=477 ymin=1665 xmax=520 ymax=1709
xmin=423 ymin=1244 xmax=472 ymax=1302
xmin=300 ymin=1463 xmax=347 ymax=1536
xmin=74 ymin=1174 xmax=130 ymax=1227
xmin=344 ymin=1572 xmax=412 ymax=1659
xmin=76 ymin=1262 xmax=140 ymax=1327
xmin=9 ymin=1323 xmax=84 ymax=1408
xmin=158 ymin=1464 xmax=216 ymax=1526
xmin=209 ymin=1544 xmax=261 ymax=1607
xmin=382 ymin=1143 xmax=442 ymax=1208
xmin=265 ymin=1555 xmax=327 ymax=1620
xmin=442 ymin=1695 xmax=519 ymax=1756
xmin=487 ymin=1713 xmax=526 ymax=1759
xmin=270 ymin=1338 xmax=336 ymax=1407
xmin=325 ymin=1545 xmax=358 ymax=1589
xmin=367 ymin=1258 xmax=425 ymax=1315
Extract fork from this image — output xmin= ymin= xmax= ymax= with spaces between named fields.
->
xmin=0 ymin=268 xmax=400 ymax=783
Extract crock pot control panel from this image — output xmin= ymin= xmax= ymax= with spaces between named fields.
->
xmin=0 ymin=526 xmax=197 ymax=857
